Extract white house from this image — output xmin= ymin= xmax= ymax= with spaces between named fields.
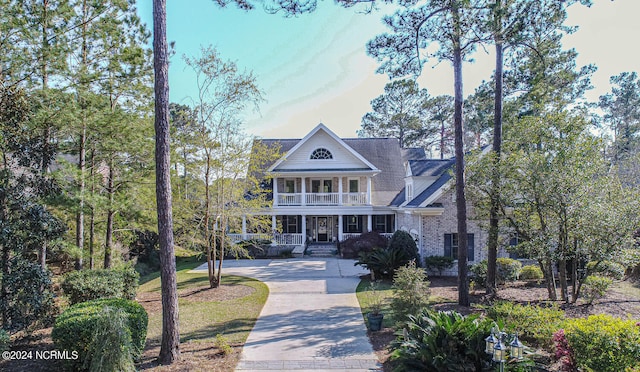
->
xmin=231 ymin=123 xmax=500 ymax=273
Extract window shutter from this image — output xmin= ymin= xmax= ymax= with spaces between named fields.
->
xmin=444 ymin=234 xmax=452 ymax=258
xmin=467 ymin=234 xmax=475 ymax=261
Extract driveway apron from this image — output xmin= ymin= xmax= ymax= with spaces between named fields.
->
xmin=192 ymin=258 xmax=381 ymax=371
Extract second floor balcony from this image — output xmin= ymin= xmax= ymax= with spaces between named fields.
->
xmin=272 ymin=175 xmax=372 ymax=207
xmin=277 ymin=192 xmax=368 ymax=206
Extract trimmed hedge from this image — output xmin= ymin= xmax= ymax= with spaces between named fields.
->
xmin=61 ymin=266 xmax=139 ymax=305
xmin=563 ymin=314 xmax=640 ymax=372
xmin=520 ymin=265 xmax=544 ymax=281
xmin=52 ymin=298 xmax=148 ymax=371
xmin=424 ymin=256 xmax=454 ymax=276
xmin=496 ymin=257 xmax=522 ymax=283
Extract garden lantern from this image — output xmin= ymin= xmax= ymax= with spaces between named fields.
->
xmin=485 ymin=331 xmax=498 ymax=354
xmin=492 ymin=338 xmax=506 ymax=363
xmin=510 ymin=333 xmax=524 ymax=360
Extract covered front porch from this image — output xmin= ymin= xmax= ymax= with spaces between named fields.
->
xmin=228 ymin=214 xmax=395 ymax=245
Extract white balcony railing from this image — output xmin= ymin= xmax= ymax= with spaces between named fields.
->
xmin=277 ymin=192 xmax=369 ymax=206
xmin=306 ymin=192 xmax=339 ymax=205
xmin=342 ymin=192 xmax=368 ymax=205
xmin=278 ymin=193 xmax=302 ymax=206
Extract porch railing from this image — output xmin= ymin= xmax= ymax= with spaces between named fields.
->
xmin=226 ymin=233 xmax=304 ymax=246
xmin=341 ymin=232 xmax=394 ymax=241
xmin=341 ymin=192 xmax=367 ymax=205
xmin=277 ymin=193 xmax=302 ymax=206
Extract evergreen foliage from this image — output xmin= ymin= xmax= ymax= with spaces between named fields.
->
xmin=52 ymin=298 xmax=148 ymax=371
xmin=61 ymin=266 xmax=139 ymax=305
xmin=391 ymin=261 xmax=431 ymax=322
xmin=391 ymin=310 xmax=494 ymax=372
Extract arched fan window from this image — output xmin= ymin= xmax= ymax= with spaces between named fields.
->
xmin=310 ymin=148 xmax=333 ymax=160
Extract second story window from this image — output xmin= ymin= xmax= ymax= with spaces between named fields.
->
xmin=310 ymin=148 xmax=333 ymax=160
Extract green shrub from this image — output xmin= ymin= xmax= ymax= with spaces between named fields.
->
xmin=487 ymin=301 xmax=565 ymax=349
xmin=52 ymin=298 xmax=148 ymax=371
xmin=62 ymin=266 xmax=139 ymax=305
xmin=564 ymin=314 xmax=640 ymax=372
xmin=388 ymin=230 xmax=419 ymax=264
xmin=519 ymin=265 xmax=543 ymax=281
xmin=0 ymin=329 xmax=10 ymax=353
xmin=496 ymin=257 xmax=522 ymax=283
xmin=215 ymin=334 xmax=233 ymax=356
xmin=391 ymin=261 xmax=430 ymax=322
xmin=355 ymin=246 xmax=411 ymax=278
xmin=469 ymin=260 xmax=488 ymax=286
xmin=391 ymin=309 xmax=495 ymax=371
xmin=581 ymin=275 xmax=613 ymax=304
xmin=586 ymin=260 xmax=625 ymax=280
xmin=85 ymin=307 xmax=136 ymax=372
xmin=424 ymin=256 xmax=455 ymax=276
xmin=0 ymin=257 xmax=57 ymax=333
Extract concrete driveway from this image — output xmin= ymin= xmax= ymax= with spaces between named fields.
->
xmin=191 ymin=258 xmax=381 ymax=371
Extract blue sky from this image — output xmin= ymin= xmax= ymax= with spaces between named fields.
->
xmin=136 ymin=0 xmax=640 ymax=138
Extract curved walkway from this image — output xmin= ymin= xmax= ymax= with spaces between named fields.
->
xmin=191 ymin=258 xmax=381 ymax=372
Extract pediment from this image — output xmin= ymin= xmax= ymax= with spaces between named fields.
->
xmin=268 ymin=123 xmax=379 ymax=172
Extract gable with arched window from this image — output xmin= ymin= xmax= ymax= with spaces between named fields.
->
xmin=310 ymin=148 xmax=333 ymax=160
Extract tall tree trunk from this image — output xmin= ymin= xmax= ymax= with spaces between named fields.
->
xmin=154 ymin=0 xmax=180 ymax=364
xmin=1 ymin=153 xmax=10 ymax=325
xmin=89 ymin=148 xmax=95 ymax=269
xmin=543 ymin=257 xmax=557 ymax=301
xmin=104 ymin=163 xmax=115 ymax=269
xmin=452 ymin=2 xmax=469 ymax=307
xmin=486 ymin=35 xmax=504 ymax=295
xmin=75 ymin=0 xmax=89 ymax=271
xmin=204 ymin=153 xmax=215 ymax=288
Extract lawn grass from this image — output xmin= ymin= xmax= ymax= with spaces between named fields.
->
xmin=355 ymin=278 xmax=396 ymax=328
xmin=139 ymin=257 xmax=269 ymax=347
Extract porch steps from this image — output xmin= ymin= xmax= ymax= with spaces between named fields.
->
xmin=306 ymin=243 xmax=338 ymax=257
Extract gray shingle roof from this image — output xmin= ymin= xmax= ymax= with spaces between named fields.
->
xmin=409 ymin=159 xmax=455 ymax=176
xmin=401 ymin=148 xmax=427 ymax=162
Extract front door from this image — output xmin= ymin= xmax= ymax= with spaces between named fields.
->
xmin=317 ymin=216 xmax=329 ymax=242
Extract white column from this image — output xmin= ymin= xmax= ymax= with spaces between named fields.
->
xmin=301 ymin=215 xmax=307 ymax=243
xmin=273 ymin=177 xmax=279 ymax=207
xmin=242 ymin=215 xmax=247 ymax=239
xmin=338 ymin=176 xmax=343 ymax=205
xmin=301 ymin=176 xmax=306 ymax=206
xmin=367 ymin=214 xmax=372 ymax=232
xmin=338 ymin=214 xmax=343 ymax=241
xmin=272 ymin=215 xmax=277 ymax=231
xmin=367 ymin=177 xmax=372 ymax=205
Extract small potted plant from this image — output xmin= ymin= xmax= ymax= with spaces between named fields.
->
xmin=366 ymin=282 xmax=384 ymax=331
